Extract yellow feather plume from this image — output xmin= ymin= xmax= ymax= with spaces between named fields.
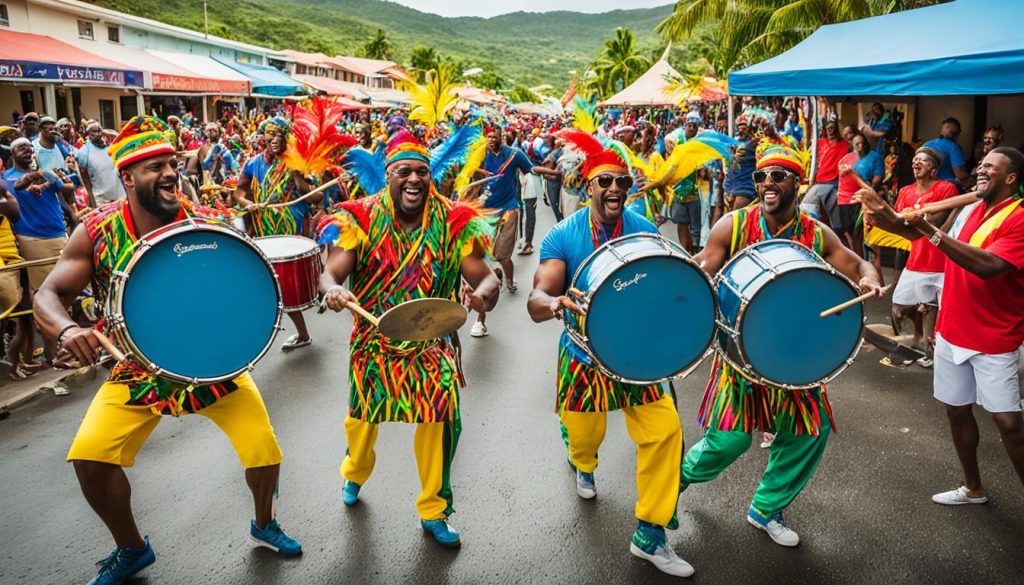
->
xmin=399 ymin=64 xmax=459 ymax=133
xmin=454 ymin=137 xmax=487 ymax=194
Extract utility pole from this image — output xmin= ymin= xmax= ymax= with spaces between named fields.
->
xmin=204 ymin=0 xmax=209 ymax=37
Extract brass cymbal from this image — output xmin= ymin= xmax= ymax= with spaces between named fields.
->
xmin=377 ymin=298 xmax=468 ymax=342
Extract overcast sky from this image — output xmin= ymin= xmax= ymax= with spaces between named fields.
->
xmin=389 ymin=0 xmax=672 ymax=18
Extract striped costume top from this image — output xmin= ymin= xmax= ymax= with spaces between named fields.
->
xmin=318 ymin=188 xmax=491 ymax=423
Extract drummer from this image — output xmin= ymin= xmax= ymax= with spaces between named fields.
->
xmin=681 ymin=143 xmax=884 ymax=547
xmin=318 ymin=130 xmax=500 ymax=548
xmin=232 ymin=116 xmax=318 ymax=351
xmin=527 ymin=130 xmax=693 ymax=577
xmin=33 ymin=116 xmax=301 ymax=585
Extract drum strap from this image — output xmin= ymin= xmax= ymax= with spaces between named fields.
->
xmin=588 ymin=210 xmax=622 ymax=249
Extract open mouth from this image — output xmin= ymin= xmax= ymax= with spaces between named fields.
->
xmin=157 ymin=181 xmax=177 ymax=199
xmin=603 ymin=194 xmax=623 ymax=211
xmin=977 ymin=174 xmax=990 ymax=190
xmin=402 ymin=186 xmax=425 ymax=206
xmin=762 ymin=188 xmax=780 ymax=205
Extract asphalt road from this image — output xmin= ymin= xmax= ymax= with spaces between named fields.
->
xmin=1 ymin=207 xmax=1022 ymax=585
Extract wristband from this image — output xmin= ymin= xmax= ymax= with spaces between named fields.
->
xmin=929 ymin=230 xmax=943 ymax=246
xmin=56 ymin=322 xmax=77 ymax=346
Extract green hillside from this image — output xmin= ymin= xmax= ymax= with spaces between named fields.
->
xmin=94 ymin=0 xmax=674 ymax=88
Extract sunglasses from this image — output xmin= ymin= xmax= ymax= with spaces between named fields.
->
xmin=594 ymin=174 xmax=634 ymax=190
xmin=391 ymin=166 xmax=431 ymax=178
xmin=753 ymin=169 xmax=795 ymax=184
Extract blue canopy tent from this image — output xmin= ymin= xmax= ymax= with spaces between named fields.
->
xmin=214 ymin=57 xmax=305 ymax=97
xmin=729 ymin=0 xmax=1024 ymax=96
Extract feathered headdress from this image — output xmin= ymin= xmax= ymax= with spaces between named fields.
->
xmin=641 ymin=131 xmax=738 ymax=190
xmin=571 ymin=94 xmax=602 ymax=134
xmin=399 ymin=65 xmax=458 ymax=139
xmin=344 ymin=147 xmax=387 ymax=196
xmin=555 ymin=129 xmax=628 ymax=180
xmin=282 ymin=96 xmax=358 ymax=176
xmin=430 ymin=122 xmax=482 ymax=182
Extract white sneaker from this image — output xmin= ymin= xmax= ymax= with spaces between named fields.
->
xmin=470 ymin=322 xmax=488 ymax=337
xmin=576 ymin=470 xmax=596 ymax=499
xmin=629 ymin=542 xmax=695 ymax=577
xmin=746 ymin=506 xmax=800 ymax=547
xmin=932 ymin=486 xmax=988 ymax=505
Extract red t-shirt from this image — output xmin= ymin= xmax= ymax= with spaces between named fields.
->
xmin=894 ymin=180 xmax=959 ymax=272
xmin=836 ymin=152 xmax=860 ymax=205
xmin=815 ymin=137 xmax=849 ymax=183
xmin=936 ymin=197 xmax=1024 ymax=354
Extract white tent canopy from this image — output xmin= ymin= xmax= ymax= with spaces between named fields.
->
xmin=602 ymin=55 xmax=681 ymax=108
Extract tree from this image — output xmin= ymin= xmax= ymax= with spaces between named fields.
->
xmin=362 ymin=29 xmax=393 ymax=61
xmin=656 ymin=0 xmax=943 ymax=74
xmin=409 ymin=46 xmax=442 ymax=83
xmin=591 ymin=27 xmax=651 ymax=99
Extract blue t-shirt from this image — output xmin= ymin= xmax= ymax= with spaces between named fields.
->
xmin=539 ymin=207 xmax=658 ymax=362
xmin=853 ymin=150 xmax=885 ymax=183
xmin=481 ymin=145 xmax=534 ymax=211
xmin=868 ymin=113 xmax=893 ymax=156
xmin=783 ymin=120 xmax=804 ymax=145
xmin=242 ymin=155 xmax=309 ymax=228
xmin=3 ymin=169 xmax=67 ymax=238
xmin=723 ymin=138 xmax=757 ymax=197
xmin=922 ymin=137 xmax=966 ymax=182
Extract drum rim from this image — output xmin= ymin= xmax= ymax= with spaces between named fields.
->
xmin=714 ymin=239 xmax=866 ymax=389
xmin=107 ymin=217 xmax=283 ymax=385
xmin=568 ymin=232 xmax=718 ymax=384
xmin=253 ymin=235 xmax=321 ymax=262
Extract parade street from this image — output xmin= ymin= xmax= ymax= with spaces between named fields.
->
xmin=1 ymin=211 xmax=1022 ymax=585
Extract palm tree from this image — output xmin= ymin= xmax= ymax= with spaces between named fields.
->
xmin=657 ymin=0 xmax=942 ymax=74
xmin=362 ymin=29 xmax=393 ymax=61
xmin=592 ymin=27 xmax=651 ymax=98
xmin=409 ymin=46 xmax=442 ymax=83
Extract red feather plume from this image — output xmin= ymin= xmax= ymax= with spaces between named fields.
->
xmin=283 ymin=96 xmax=358 ymax=176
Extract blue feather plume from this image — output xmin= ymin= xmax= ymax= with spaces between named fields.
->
xmin=430 ymin=123 xmax=482 ymax=183
xmin=693 ymin=131 xmax=740 ymax=160
xmin=344 ymin=147 xmax=387 ymax=195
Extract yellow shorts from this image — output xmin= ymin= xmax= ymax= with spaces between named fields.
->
xmin=67 ymin=373 xmax=283 ymax=469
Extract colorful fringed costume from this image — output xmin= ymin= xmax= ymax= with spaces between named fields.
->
xmin=242 ymin=154 xmax=304 ymax=237
xmin=681 ymin=203 xmax=834 ymax=517
xmin=85 ymin=197 xmax=242 ymax=416
xmin=320 ymin=177 xmax=491 ymax=520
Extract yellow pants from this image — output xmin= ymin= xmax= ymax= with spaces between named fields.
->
xmin=560 ymin=395 xmax=682 ymax=526
xmin=67 ymin=373 xmax=283 ymax=469
xmin=340 ymin=416 xmax=458 ymax=520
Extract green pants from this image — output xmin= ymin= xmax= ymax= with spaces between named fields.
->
xmin=680 ymin=419 xmax=831 ymax=515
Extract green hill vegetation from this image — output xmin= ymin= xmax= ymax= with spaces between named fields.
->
xmin=94 ymin=0 xmax=675 ymax=89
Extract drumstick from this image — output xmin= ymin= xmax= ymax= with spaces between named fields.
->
xmin=92 ymin=330 xmax=126 ymax=362
xmin=0 ymin=256 xmax=61 ymax=272
xmin=819 ymin=285 xmax=892 ymax=318
xmin=345 ymin=301 xmax=380 ymax=326
xmin=267 ymin=176 xmax=342 ymax=209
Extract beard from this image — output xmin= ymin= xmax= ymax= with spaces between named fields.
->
xmin=137 ymin=181 xmax=181 ymax=221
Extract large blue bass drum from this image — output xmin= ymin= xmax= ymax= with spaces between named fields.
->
xmin=716 ymin=239 xmax=864 ymax=389
xmin=105 ymin=217 xmax=282 ymax=384
xmin=564 ymin=233 xmax=717 ymax=384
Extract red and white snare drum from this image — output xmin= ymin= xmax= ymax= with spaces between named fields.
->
xmin=254 ymin=236 xmax=322 ymax=312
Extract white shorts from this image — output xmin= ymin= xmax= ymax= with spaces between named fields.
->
xmin=933 ymin=335 xmax=1022 ymax=413
xmin=892 ymin=269 xmax=943 ymax=306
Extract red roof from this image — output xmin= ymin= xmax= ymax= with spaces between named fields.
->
xmin=0 ymin=29 xmax=135 ymax=70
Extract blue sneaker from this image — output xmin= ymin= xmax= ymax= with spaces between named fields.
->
xmin=250 ymin=518 xmax=303 ymax=556
xmin=87 ymin=537 xmax=155 ymax=585
xmin=576 ymin=470 xmax=596 ymax=499
xmin=629 ymin=521 xmax=694 ymax=577
xmin=746 ymin=506 xmax=799 ymax=547
xmin=421 ymin=518 xmax=461 ymax=548
xmin=342 ymin=480 xmax=361 ymax=506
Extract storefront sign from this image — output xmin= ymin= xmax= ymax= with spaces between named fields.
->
xmin=153 ymin=73 xmax=250 ymax=94
xmin=0 ymin=60 xmax=143 ymax=87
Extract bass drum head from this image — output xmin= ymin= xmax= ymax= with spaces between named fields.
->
xmin=587 ymin=255 xmax=716 ymax=382
xmin=740 ymin=267 xmax=862 ymax=387
xmin=121 ymin=229 xmax=279 ymax=381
